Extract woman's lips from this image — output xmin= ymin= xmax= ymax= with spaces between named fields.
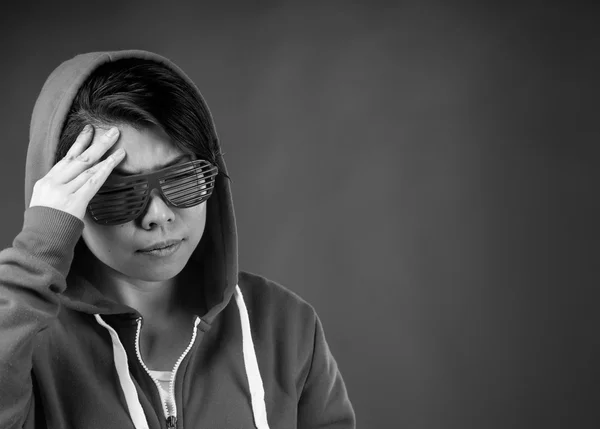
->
xmin=137 ymin=239 xmax=182 ymax=252
xmin=136 ymin=239 xmax=183 ymax=257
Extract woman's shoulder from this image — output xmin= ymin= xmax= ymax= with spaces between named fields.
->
xmin=237 ymin=270 xmax=318 ymax=324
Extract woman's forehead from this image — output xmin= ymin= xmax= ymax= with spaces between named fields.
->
xmin=105 ymin=124 xmax=191 ymax=174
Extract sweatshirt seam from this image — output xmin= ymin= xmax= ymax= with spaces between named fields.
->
xmin=301 ymin=313 xmax=318 ymax=395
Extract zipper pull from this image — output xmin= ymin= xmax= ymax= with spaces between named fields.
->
xmin=166 ymin=415 xmax=177 ymax=429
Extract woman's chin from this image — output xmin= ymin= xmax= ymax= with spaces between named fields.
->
xmin=124 ymin=264 xmax=185 ymax=283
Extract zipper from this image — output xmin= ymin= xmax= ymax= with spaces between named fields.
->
xmin=166 ymin=415 xmax=177 ymax=429
xmin=135 ymin=316 xmax=201 ymax=429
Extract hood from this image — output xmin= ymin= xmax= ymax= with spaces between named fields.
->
xmin=24 ymin=50 xmax=238 ymax=325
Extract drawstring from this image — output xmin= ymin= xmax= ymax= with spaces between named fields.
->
xmin=94 ymin=285 xmax=270 ymax=429
xmin=94 ymin=314 xmax=150 ymax=429
xmin=234 ymin=285 xmax=271 ymax=429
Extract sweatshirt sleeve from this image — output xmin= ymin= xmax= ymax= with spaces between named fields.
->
xmin=297 ymin=313 xmax=356 ymax=429
xmin=0 ymin=206 xmax=84 ymax=428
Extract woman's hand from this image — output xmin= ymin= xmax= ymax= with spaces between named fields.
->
xmin=29 ymin=125 xmax=126 ymax=221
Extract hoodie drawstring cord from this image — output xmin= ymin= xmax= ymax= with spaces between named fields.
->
xmin=234 ymin=285 xmax=271 ymax=429
xmin=94 ymin=285 xmax=270 ymax=429
xmin=94 ymin=314 xmax=150 ymax=429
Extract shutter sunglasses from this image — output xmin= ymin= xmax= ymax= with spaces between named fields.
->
xmin=87 ymin=159 xmax=218 ymax=225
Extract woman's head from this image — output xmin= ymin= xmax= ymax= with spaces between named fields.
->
xmin=58 ymin=59 xmax=220 ymax=284
xmin=56 ymin=58 xmax=220 ymax=165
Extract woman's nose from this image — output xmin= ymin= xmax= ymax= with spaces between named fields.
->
xmin=139 ymin=188 xmax=175 ymax=229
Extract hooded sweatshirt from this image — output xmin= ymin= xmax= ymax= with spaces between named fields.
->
xmin=0 ymin=50 xmax=355 ymax=429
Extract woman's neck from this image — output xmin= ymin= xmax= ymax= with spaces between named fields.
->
xmin=74 ymin=242 xmax=203 ymax=322
xmin=85 ymin=258 xmax=188 ymax=323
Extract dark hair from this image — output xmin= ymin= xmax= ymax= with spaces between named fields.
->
xmin=55 ymin=58 xmax=223 ymax=170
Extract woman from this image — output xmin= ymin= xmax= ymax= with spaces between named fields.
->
xmin=0 ymin=50 xmax=355 ymax=429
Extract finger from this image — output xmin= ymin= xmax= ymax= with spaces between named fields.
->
xmin=77 ymin=126 xmax=121 ymax=165
xmin=47 ymin=125 xmax=95 ymax=177
xmin=65 ymin=124 xmax=95 ymax=159
xmin=73 ymin=149 xmax=125 ymax=202
xmin=68 ymin=148 xmax=126 ymax=193
xmin=56 ymin=126 xmax=121 ymax=184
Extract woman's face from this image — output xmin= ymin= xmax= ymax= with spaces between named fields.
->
xmin=81 ymin=123 xmax=206 ymax=283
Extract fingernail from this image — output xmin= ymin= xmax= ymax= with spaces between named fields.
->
xmin=82 ymin=124 xmax=92 ymax=133
xmin=106 ymin=127 xmax=119 ymax=137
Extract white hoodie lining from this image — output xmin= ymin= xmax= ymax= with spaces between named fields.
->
xmin=94 ymin=285 xmax=270 ymax=429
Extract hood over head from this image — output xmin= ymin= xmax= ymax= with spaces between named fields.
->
xmin=24 ymin=50 xmax=238 ymax=325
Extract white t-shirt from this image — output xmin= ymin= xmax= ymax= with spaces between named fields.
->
xmin=147 ymin=370 xmax=174 ymax=418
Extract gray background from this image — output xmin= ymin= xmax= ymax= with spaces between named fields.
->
xmin=1 ymin=1 xmax=598 ymax=428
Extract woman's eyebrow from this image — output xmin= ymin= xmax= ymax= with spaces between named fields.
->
xmin=113 ymin=154 xmax=192 ymax=175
